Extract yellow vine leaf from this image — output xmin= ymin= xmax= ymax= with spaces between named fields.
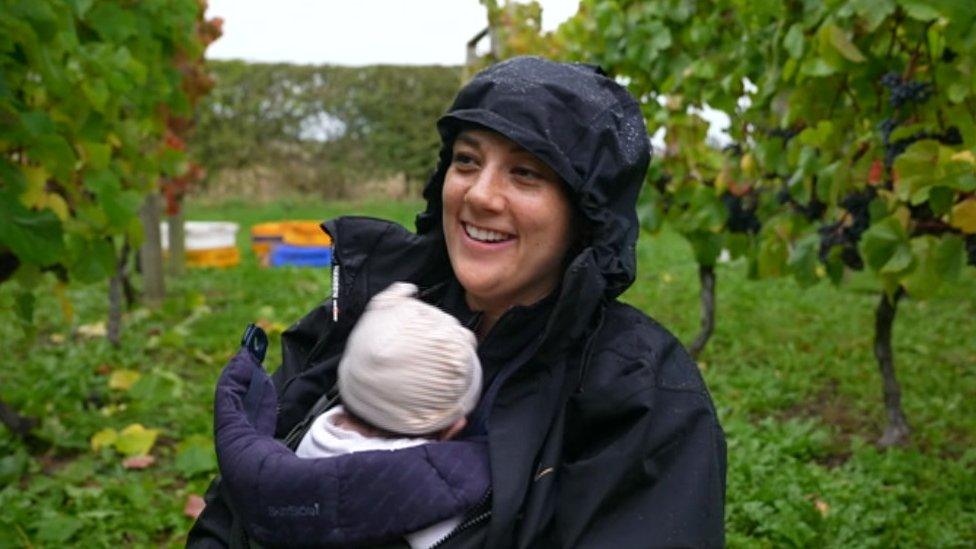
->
xmin=90 ymin=428 xmax=118 ymax=451
xmin=54 ymin=282 xmax=73 ymax=324
xmin=114 ymin=424 xmax=159 ymax=457
xmin=108 ymin=369 xmax=141 ymax=391
xmin=740 ymin=153 xmax=756 ymax=176
xmin=950 ymin=150 xmax=975 ymax=165
xmin=893 ymin=206 xmax=912 ymax=230
xmin=714 ymin=165 xmax=730 ymax=194
xmin=43 ymin=193 xmax=70 ymax=221
xmin=950 ymin=199 xmax=976 ymax=234
xmin=19 ymin=166 xmax=48 ymax=208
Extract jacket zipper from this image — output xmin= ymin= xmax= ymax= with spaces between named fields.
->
xmin=427 ymin=490 xmax=492 ymax=548
xmin=331 ymin=263 xmax=340 ymax=322
xmin=575 ymin=304 xmax=605 ymax=392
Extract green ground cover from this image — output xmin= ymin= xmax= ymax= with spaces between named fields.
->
xmin=1 ymin=198 xmax=974 ymax=547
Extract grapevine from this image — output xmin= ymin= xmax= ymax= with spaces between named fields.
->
xmin=545 ymin=0 xmax=976 ymax=446
xmin=722 ymin=192 xmax=762 ymax=234
xmin=818 ymin=188 xmax=875 ymax=270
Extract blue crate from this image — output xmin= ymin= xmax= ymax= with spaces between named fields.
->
xmin=269 ymin=244 xmax=332 ymax=267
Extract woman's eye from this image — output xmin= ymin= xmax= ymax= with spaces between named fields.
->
xmin=452 ymin=152 xmax=477 ymax=167
xmin=513 ymin=166 xmax=542 ymax=181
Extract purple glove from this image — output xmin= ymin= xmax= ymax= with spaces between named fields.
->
xmin=213 ymin=349 xmax=490 ymax=547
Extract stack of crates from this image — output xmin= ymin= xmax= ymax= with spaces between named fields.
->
xmin=161 ymin=221 xmax=241 ymax=268
xmin=250 ymin=221 xmax=332 ymax=267
xmin=250 ymin=222 xmax=285 ymax=267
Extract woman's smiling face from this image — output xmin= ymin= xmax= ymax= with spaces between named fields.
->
xmin=442 ymin=129 xmax=574 ymax=321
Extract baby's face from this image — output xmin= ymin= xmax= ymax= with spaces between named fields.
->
xmin=332 ymin=410 xmax=398 ymax=438
xmin=333 ymin=409 xmax=466 ymax=441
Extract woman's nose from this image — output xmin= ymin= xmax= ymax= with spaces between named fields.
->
xmin=463 ymin=166 xmax=505 ymax=212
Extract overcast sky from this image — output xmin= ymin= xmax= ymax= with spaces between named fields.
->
xmin=203 ymin=0 xmax=729 ymax=144
xmin=205 ymin=0 xmax=581 ymax=66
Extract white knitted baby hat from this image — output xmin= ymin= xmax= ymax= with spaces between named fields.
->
xmin=337 ymin=282 xmax=482 ymax=436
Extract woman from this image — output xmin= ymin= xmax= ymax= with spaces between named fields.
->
xmin=190 ymin=56 xmax=726 ymax=548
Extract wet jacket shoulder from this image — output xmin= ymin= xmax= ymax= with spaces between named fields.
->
xmin=553 ymin=301 xmax=726 ymax=548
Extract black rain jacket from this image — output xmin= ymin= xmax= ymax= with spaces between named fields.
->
xmin=189 ymin=56 xmax=726 ymax=548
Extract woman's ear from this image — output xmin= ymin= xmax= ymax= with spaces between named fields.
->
xmin=438 ymin=417 xmax=467 ymax=441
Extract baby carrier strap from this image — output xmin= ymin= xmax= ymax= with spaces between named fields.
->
xmin=280 ymin=385 xmax=340 ymax=451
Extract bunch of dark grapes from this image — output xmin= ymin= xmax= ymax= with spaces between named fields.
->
xmin=776 ymin=186 xmax=791 ymax=205
xmin=880 ymin=72 xmax=932 ymax=109
xmin=878 ymin=117 xmax=898 ymax=145
xmin=878 ymin=120 xmax=962 ymax=168
xmin=721 ymin=192 xmax=761 ymax=234
xmin=941 ymin=126 xmax=963 ymax=145
xmin=652 ymin=173 xmax=671 ymax=194
xmin=877 ymin=73 xmax=953 ymax=168
xmin=908 ymin=202 xmax=936 ymax=222
xmin=817 ymin=188 xmax=876 ymax=270
xmin=818 ymin=223 xmax=864 ymax=270
xmin=883 ymin=131 xmax=920 ymax=168
xmin=840 ymin=189 xmax=875 ymax=235
xmin=966 ymin=235 xmax=976 ymax=267
xmin=0 ymin=252 xmax=19 ymax=283
xmin=768 ymin=127 xmax=801 ymax=143
xmin=777 ymin=184 xmax=826 ymax=221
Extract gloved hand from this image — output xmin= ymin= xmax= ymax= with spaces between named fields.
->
xmin=214 ymin=324 xmax=277 ymax=437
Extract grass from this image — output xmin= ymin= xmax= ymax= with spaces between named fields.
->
xmin=1 ymin=197 xmax=974 ymax=547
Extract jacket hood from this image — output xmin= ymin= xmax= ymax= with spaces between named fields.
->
xmin=416 ymin=56 xmax=651 ymax=299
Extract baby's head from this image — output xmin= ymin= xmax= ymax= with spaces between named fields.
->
xmin=337 ymin=282 xmax=481 ymax=440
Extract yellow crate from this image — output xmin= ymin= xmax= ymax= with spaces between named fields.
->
xmin=249 ymin=221 xmax=330 ymax=266
xmin=186 ymin=246 xmax=241 ymax=268
xmin=250 ymin=222 xmax=284 ymax=266
xmin=282 ymin=221 xmax=332 ymax=247
xmin=250 ymin=222 xmax=284 ymax=239
xmin=251 ymin=241 xmax=274 ymax=267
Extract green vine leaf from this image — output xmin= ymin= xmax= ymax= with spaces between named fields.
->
xmin=824 ymin=23 xmax=866 ymax=63
xmin=897 ymin=0 xmax=942 ymax=21
xmin=0 ymin=192 xmax=64 ymax=266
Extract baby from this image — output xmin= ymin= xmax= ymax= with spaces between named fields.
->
xmin=295 ymin=282 xmax=482 ymax=549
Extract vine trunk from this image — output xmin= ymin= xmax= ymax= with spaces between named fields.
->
xmin=875 ymin=287 xmax=910 ymax=447
xmin=689 ymin=264 xmax=716 ymax=360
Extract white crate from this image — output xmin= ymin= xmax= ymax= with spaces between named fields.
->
xmin=160 ymin=221 xmax=239 ymax=251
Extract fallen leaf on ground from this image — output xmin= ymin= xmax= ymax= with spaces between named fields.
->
xmin=814 ymin=499 xmax=830 ymax=517
xmin=114 ymin=423 xmax=159 ymax=456
xmin=90 ymin=428 xmax=118 ymax=451
xmin=256 ymin=318 xmax=286 ymax=335
xmin=122 ymin=455 xmax=156 ymax=469
xmin=184 ymin=494 xmax=206 ymax=519
xmin=77 ymin=321 xmax=107 ymax=337
xmin=108 ymin=369 xmax=141 ymax=391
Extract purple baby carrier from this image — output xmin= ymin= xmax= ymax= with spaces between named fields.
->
xmin=212 ymin=325 xmax=490 ymax=547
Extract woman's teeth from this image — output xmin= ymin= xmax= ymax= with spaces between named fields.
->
xmin=464 ymin=223 xmax=511 ymax=243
